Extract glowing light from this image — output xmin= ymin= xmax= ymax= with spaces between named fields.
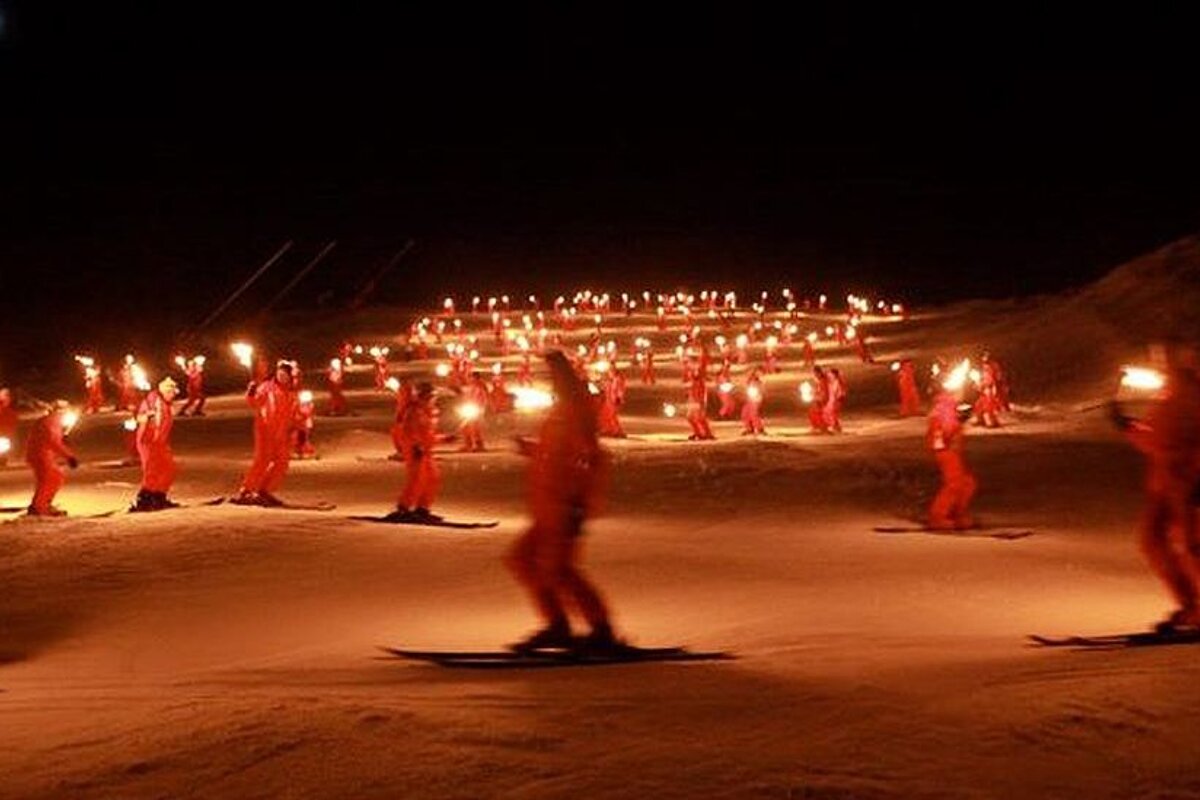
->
xmin=663 ymin=403 xmax=678 ymax=418
xmin=131 ymin=364 xmax=151 ymax=392
xmin=798 ymin=381 xmax=814 ymax=404
xmin=231 ymin=342 xmax=255 ymax=369
xmin=61 ymin=409 xmax=80 ymax=434
xmin=747 ymin=385 xmax=762 ymax=402
xmin=1121 ymin=366 xmax=1166 ymax=391
xmin=719 ymin=381 xmax=734 ymax=394
xmin=74 ymin=355 xmax=96 ymax=368
xmin=735 ymin=334 xmax=749 ymax=349
xmin=434 ymin=363 xmax=452 ymax=378
xmin=175 ymin=355 xmax=187 ymax=369
xmin=942 ymin=359 xmax=973 ymax=392
xmin=457 ymin=401 xmax=483 ymax=422
xmin=806 ymin=332 xmax=818 ymax=343
xmin=513 ymin=387 xmax=553 ymax=411
xmin=385 ymin=377 xmax=401 ymax=392
xmin=890 ymin=361 xmax=901 ymax=372
xmin=588 ymin=382 xmax=601 ymax=395
xmin=0 ymin=436 xmax=10 ymax=455
xmin=297 ymin=390 xmax=314 ymax=405
xmin=492 ymin=363 xmax=503 ymax=376
xmin=194 ymin=355 xmax=206 ymax=366
xmin=123 ymin=418 xmax=138 ymax=432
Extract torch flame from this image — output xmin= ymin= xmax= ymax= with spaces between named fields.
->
xmin=1120 ymin=366 xmax=1166 ymax=392
xmin=662 ymin=402 xmax=678 ymax=418
xmin=513 ymin=387 xmax=553 ymax=412
xmin=299 ymin=390 xmax=314 ymax=404
xmin=61 ymin=409 xmax=80 ymax=434
xmin=385 ymin=377 xmax=401 ymax=392
xmin=457 ymin=401 xmax=483 ymax=422
xmin=131 ymin=364 xmax=151 ymax=392
xmin=799 ymin=381 xmax=814 ymax=404
xmin=231 ymin=342 xmax=254 ymax=369
xmin=0 ymin=436 xmax=11 ymax=455
xmin=123 ymin=417 xmax=138 ymax=432
xmin=942 ymin=359 xmax=973 ymax=392
xmin=434 ymin=363 xmax=452 ymax=378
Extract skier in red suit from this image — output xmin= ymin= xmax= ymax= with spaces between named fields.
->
xmin=326 ymin=358 xmax=349 ymax=416
xmin=131 ymin=377 xmax=180 ymax=511
xmin=1112 ymin=341 xmax=1200 ymax=631
xmin=179 ymin=357 xmax=207 ymax=416
xmin=234 ymin=362 xmax=298 ymax=507
xmin=895 ymin=359 xmax=922 ymax=417
xmin=25 ymin=402 xmax=79 ymax=516
xmin=927 ymin=386 xmax=977 ymax=530
xmin=741 ymin=368 xmax=766 ymax=434
xmin=506 ymin=351 xmax=619 ymax=653
xmin=384 ymin=381 xmax=443 ymax=522
xmin=0 ymin=388 xmax=17 ymax=468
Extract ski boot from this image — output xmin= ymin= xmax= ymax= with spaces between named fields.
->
xmin=509 ymin=622 xmax=574 ymax=654
xmin=229 ymin=490 xmax=260 ymax=506
xmin=382 ymin=506 xmax=416 ymax=523
xmin=256 ymin=492 xmax=285 ymax=508
xmin=412 ymin=507 xmax=444 ymax=523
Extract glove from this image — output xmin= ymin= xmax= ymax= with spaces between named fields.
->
xmin=1107 ymin=400 xmax=1134 ymax=432
xmin=67 ymin=456 xmax=79 ymax=470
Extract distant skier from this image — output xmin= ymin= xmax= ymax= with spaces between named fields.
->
xmin=131 ymin=377 xmax=180 ymax=511
xmin=179 ymin=356 xmax=207 ymax=416
xmin=384 ymin=382 xmax=442 ymax=522
xmin=894 ymin=359 xmax=922 ymax=417
xmin=1111 ymin=340 xmax=1200 ymax=632
xmin=685 ymin=352 xmax=716 ymax=441
xmin=808 ymin=366 xmax=830 ymax=433
xmin=82 ymin=362 xmax=106 ymax=414
xmin=506 ymin=351 xmax=619 ymax=653
xmin=233 ymin=361 xmax=298 ymax=507
xmin=292 ymin=390 xmax=317 ymax=459
xmin=740 ymin=368 xmax=766 ymax=435
xmin=25 ymin=401 xmax=79 ymax=516
xmin=926 ymin=382 xmax=977 ymax=530
xmin=459 ymin=372 xmax=489 ymax=452
xmin=597 ymin=368 xmax=627 ymax=438
xmin=973 ymin=359 xmax=1003 ymax=428
xmin=389 ymin=378 xmax=414 ymax=459
xmin=0 ymin=388 xmax=17 ymax=468
xmin=326 ymin=358 xmax=349 ymax=416
xmin=824 ymin=368 xmax=847 ymax=433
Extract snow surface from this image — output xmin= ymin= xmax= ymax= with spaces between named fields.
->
xmin=3 ymin=260 xmax=1200 ymax=798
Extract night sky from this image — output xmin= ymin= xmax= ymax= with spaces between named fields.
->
xmin=1 ymin=5 xmax=1197 ymax=371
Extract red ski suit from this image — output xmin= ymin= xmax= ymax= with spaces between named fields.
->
xmin=808 ymin=373 xmax=830 ymax=432
xmin=741 ymin=373 xmax=765 ymax=434
xmin=927 ymin=391 xmax=977 ymax=530
xmin=824 ymin=371 xmax=846 ymax=433
xmin=84 ymin=369 xmax=105 ymax=414
xmin=326 ymin=364 xmax=348 ymax=415
xmin=896 ymin=361 xmax=922 ymax=416
xmin=26 ymin=412 xmax=76 ymax=513
xmin=597 ymin=372 xmax=626 ymax=437
xmin=0 ymin=394 xmax=17 ymax=465
xmin=1124 ymin=370 xmax=1200 ymax=614
xmin=506 ymin=390 xmax=612 ymax=634
xmin=136 ymin=389 xmax=176 ymax=493
xmin=241 ymin=379 xmax=296 ymax=495
xmin=460 ymin=379 xmax=489 ymax=451
xmin=180 ymin=365 xmax=206 ymax=415
xmin=390 ymin=382 xmax=413 ymax=455
xmin=398 ymin=397 xmax=440 ymax=511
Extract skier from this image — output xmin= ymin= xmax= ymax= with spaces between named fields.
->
xmin=685 ymin=351 xmax=716 ymax=441
xmin=1111 ymin=341 xmax=1200 ymax=631
xmin=326 ymin=358 xmax=349 ymax=416
xmin=116 ymin=354 xmax=140 ymax=412
xmin=740 ymin=368 xmax=766 ymax=435
xmin=597 ymin=368 xmax=627 ymax=438
xmin=389 ymin=378 xmax=414 ymax=459
xmin=459 ymin=371 xmax=489 ymax=452
xmin=292 ymin=390 xmax=317 ymax=459
xmin=824 ymin=368 xmax=847 ymax=433
xmin=506 ymin=351 xmax=619 ymax=653
xmin=131 ymin=377 xmax=180 ymax=511
xmin=25 ymin=401 xmax=79 ymax=516
xmin=895 ymin=359 xmax=922 ymax=417
xmin=233 ymin=361 xmax=298 ymax=507
xmin=0 ymin=388 xmax=17 ymax=468
xmin=385 ymin=381 xmax=442 ymax=522
xmin=926 ymin=382 xmax=977 ymax=530
xmin=808 ymin=366 xmax=830 ymax=433
xmin=179 ymin=356 xmax=207 ymax=416
xmin=973 ymin=359 xmax=1003 ymax=429
xmin=82 ymin=361 xmax=106 ymax=414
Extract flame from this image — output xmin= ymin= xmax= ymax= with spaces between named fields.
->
xmin=798 ymin=381 xmax=814 ymax=404
xmin=662 ymin=402 xmax=678 ymax=418
xmin=385 ymin=377 xmax=401 ymax=393
xmin=492 ymin=363 xmax=503 ymax=376
xmin=231 ymin=342 xmax=255 ymax=369
xmin=434 ymin=363 xmax=452 ymax=378
xmin=1120 ymin=366 xmax=1166 ymax=391
xmin=299 ymin=390 xmax=314 ymax=404
xmin=719 ymin=381 xmax=734 ymax=394
xmin=747 ymin=385 xmax=762 ymax=402
xmin=123 ymin=417 xmax=138 ymax=432
xmin=61 ymin=409 xmax=80 ymax=434
xmin=513 ymin=387 xmax=553 ymax=411
xmin=890 ymin=361 xmax=901 ymax=372
xmin=175 ymin=355 xmax=187 ymax=369
xmin=0 ymin=436 xmax=11 ymax=455
xmin=457 ymin=401 xmax=483 ymax=422
xmin=942 ymin=359 xmax=973 ymax=392
xmin=131 ymin=364 xmax=152 ymax=392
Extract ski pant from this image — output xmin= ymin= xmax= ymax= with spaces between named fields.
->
xmin=718 ymin=393 xmax=736 ymax=418
xmin=138 ymin=443 xmax=176 ymax=494
xmin=687 ymin=404 xmax=713 ymax=439
xmin=1138 ymin=488 xmax=1200 ymax=612
xmin=899 ymin=389 xmax=921 ymax=417
xmin=929 ymin=450 xmax=977 ymax=529
xmin=741 ymin=402 xmax=764 ymax=433
xmin=242 ymin=428 xmax=291 ymax=494
xmin=399 ymin=449 xmax=439 ymax=510
xmin=461 ymin=422 xmax=485 ymax=451
xmin=328 ymin=388 xmax=348 ymax=415
xmin=808 ymin=405 xmax=827 ymax=432
xmin=180 ymin=396 xmax=206 ymax=415
xmin=28 ymin=456 xmax=64 ymax=512
xmin=505 ymin=518 xmax=610 ymax=632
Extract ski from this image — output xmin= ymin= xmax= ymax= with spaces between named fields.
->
xmin=379 ymin=644 xmax=733 ymax=669
xmin=127 ymin=497 xmax=228 ymax=513
xmin=1028 ymin=630 xmax=1200 ymax=649
xmin=5 ymin=508 xmax=124 ymax=523
xmin=349 ymin=515 xmax=499 ymax=529
xmin=873 ymin=525 xmax=1033 ymax=541
xmin=226 ymin=498 xmax=337 ymax=511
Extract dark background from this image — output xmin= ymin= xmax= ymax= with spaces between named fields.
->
xmin=1 ymin=5 xmax=1197 ymax=375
